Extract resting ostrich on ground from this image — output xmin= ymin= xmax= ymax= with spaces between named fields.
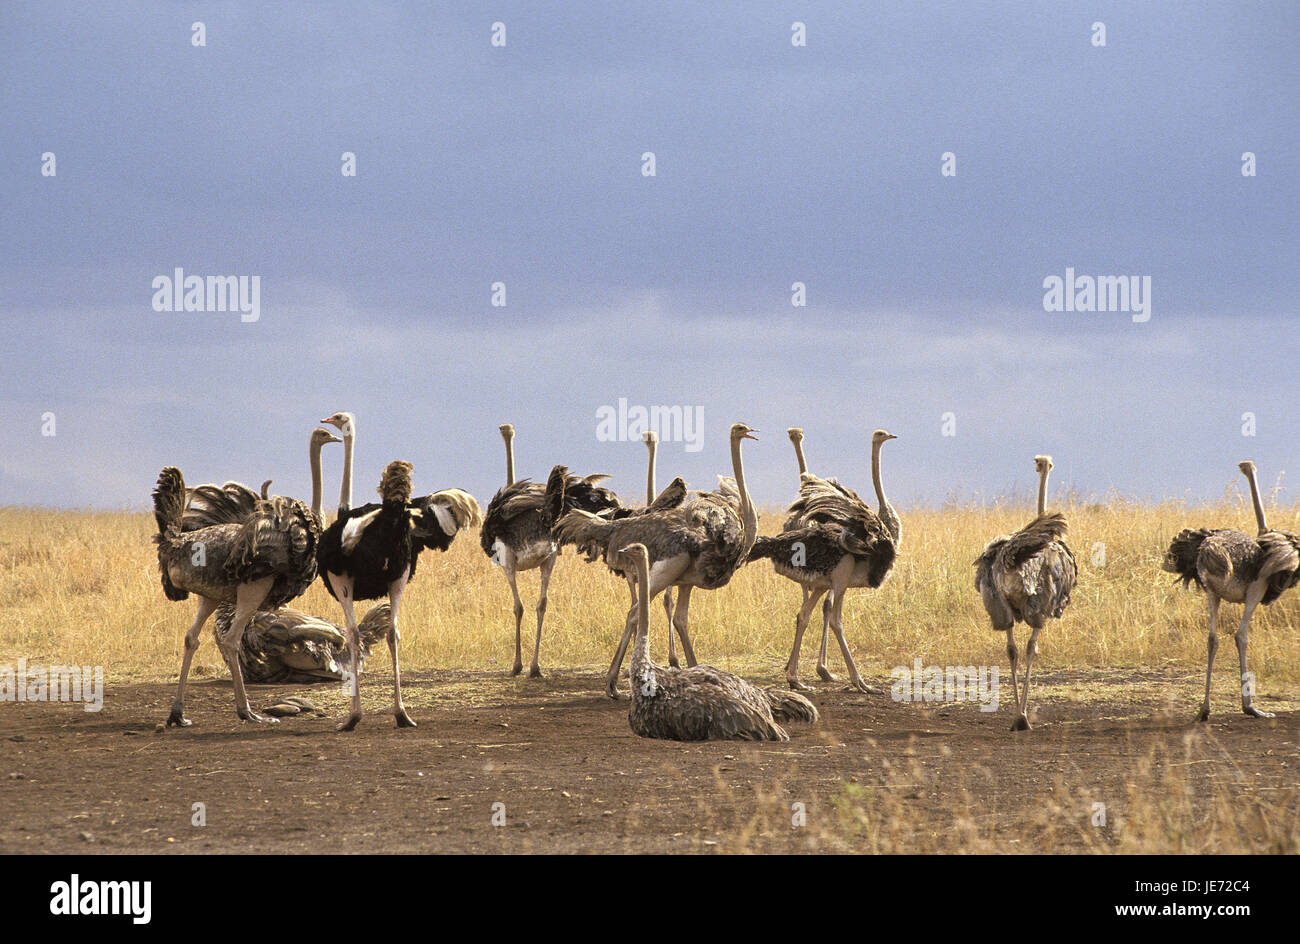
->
xmin=620 ymin=542 xmax=818 ymax=741
xmin=1163 ymin=460 xmax=1300 ymax=721
xmin=153 ymin=466 xmax=321 ymax=725
xmin=749 ymin=430 xmax=900 ymax=693
xmin=479 ymin=424 xmax=623 ymax=678
xmin=319 ymin=460 xmax=481 ymax=730
xmin=213 ymin=602 xmax=391 ymax=684
xmin=554 ymin=423 xmax=760 ymax=698
xmin=974 ymin=455 xmax=1077 ymax=731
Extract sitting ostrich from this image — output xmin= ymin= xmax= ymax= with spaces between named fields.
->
xmin=153 ymin=466 xmax=320 ymax=725
xmin=318 ymin=460 xmax=482 ymax=730
xmin=213 ymin=602 xmax=391 ymax=684
xmin=479 ymin=423 xmax=623 ymax=678
xmin=974 ymin=455 xmax=1077 ymax=731
xmin=620 ymin=542 xmax=818 ymax=741
xmin=553 ymin=423 xmax=760 ymax=698
xmin=1163 ymin=460 xmax=1300 ymax=721
xmin=748 ymin=430 xmax=900 ymax=693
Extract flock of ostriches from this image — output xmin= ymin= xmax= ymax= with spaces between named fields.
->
xmin=151 ymin=413 xmax=1300 ymax=740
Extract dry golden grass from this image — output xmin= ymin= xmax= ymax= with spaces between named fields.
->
xmin=3 ymin=497 xmax=1299 ymax=692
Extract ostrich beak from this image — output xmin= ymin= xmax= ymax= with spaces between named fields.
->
xmin=743 ymin=429 xmax=759 ymax=441
xmin=325 ymin=433 xmax=342 ymax=444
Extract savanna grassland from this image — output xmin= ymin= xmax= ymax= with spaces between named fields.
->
xmin=1 ymin=498 xmax=1298 ymax=854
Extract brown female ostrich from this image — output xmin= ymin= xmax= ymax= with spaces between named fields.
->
xmin=553 ymin=423 xmax=760 ymax=698
xmin=213 ymin=602 xmax=391 ymax=683
xmin=318 ymin=460 xmax=481 ymax=730
xmin=153 ymin=466 xmax=321 ymax=725
xmin=1163 ymin=460 xmax=1300 ymax=721
xmin=974 ymin=455 xmax=1077 ymax=731
xmin=478 ymin=424 xmax=623 ymax=677
xmin=620 ymin=542 xmax=818 ymax=741
xmin=785 ymin=427 xmax=832 ymax=679
xmin=749 ymin=430 xmax=900 ymax=693
xmin=644 ymin=430 xmax=681 ymax=666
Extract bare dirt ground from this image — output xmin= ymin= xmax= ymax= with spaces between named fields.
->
xmin=2 ymin=666 xmax=1297 ymax=854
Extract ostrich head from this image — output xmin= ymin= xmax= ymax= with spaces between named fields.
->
xmin=1238 ymin=460 xmax=1257 ymax=476
xmin=873 ymin=429 xmax=897 ymax=446
xmin=321 ymin=412 xmax=355 ymax=437
xmin=499 ymin=423 xmax=515 ymax=440
xmin=787 ymin=427 xmax=804 ymax=444
xmin=730 ymin=423 xmax=758 ymax=442
xmin=643 ymin=430 xmax=658 ymax=445
xmin=377 ymin=461 xmax=414 ymax=504
xmin=1034 ymin=454 xmax=1053 ymax=474
xmin=311 ymin=427 xmax=342 ymax=448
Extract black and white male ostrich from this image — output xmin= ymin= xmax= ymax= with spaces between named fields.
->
xmin=478 ymin=424 xmax=623 ymax=678
xmin=749 ymin=430 xmax=900 ymax=693
xmin=318 ymin=460 xmax=481 ymax=730
xmin=153 ymin=466 xmax=321 ymax=725
xmin=1163 ymin=460 xmax=1300 ymax=721
xmin=553 ymin=423 xmax=760 ymax=698
xmin=620 ymin=543 xmax=819 ymax=741
xmin=974 ymin=455 xmax=1077 ymax=731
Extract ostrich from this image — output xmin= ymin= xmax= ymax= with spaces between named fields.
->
xmin=1163 ymin=460 xmax=1300 ymax=721
xmin=749 ymin=430 xmax=900 ymax=693
xmin=784 ymin=427 xmax=834 ymax=681
xmin=318 ymin=460 xmax=482 ymax=730
xmin=479 ymin=424 xmax=622 ymax=678
xmin=152 ymin=466 xmax=321 ymax=725
xmin=974 ymin=455 xmax=1078 ymax=731
xmin=620 ymin=542 xmax=819 ymax=741
xmin=213 ymin=602 xmax=391 ymax=683
xmin=644 ymin=430 xmax=683 ymax=666
xmin=553 ymin=423 xmax=760 ymax=698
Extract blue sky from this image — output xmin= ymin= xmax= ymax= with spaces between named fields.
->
xmin=1 ymin=2 xmax=1297 ymax=511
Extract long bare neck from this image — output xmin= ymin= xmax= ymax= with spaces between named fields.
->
xmin=504 ymin=436 xmax=516 ymax=486
xmin=731 ymin=435 xmax=757 ymax=552
xmin=338 ymin=427 xmax=354 ymax=513
xmin=631 ymin=554 xmax=653 ymax=679
xmin=1245 ymin=468 xmax=1268 ymax=533
xmin=309 ymin=439 xmax=324 ymax=521
xmin=1036 ymin=466 xmax=1049 ymax=517
xmin=872 ymin=441 xmax=900 ymax=541
xmin=645 ymin=440 xmax=657 ymax=503
xmin=792 ymin=438 xmax=807 ymax=476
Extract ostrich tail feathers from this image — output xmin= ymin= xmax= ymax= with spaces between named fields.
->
xmin=766 ymin=688 xmax=820 ymax=724
xmin=543 ymin=465 xmax=569 ymax=527
xmin=153 ymin=467 xmax=186 ymax=535
xmin=1163 ymin=528 xmax=1212 ymax=588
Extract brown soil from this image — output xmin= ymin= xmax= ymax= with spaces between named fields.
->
xmin=2 ymin=667 xmax=1296 ymax=854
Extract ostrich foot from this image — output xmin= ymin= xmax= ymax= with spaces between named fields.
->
xmin=528 ymin=665 xmax=543 ymax=679
xmin=668 ymin=655 xmax=680 ymax=669
xmin=510 ymin=662 xmax=523 ymax=676
xmin=787 ymin=677 xmax=815 ymax=692
xmin=605 ymin=682 xmax=623 ymax=700
xmin=237 ymin=709 xmax=279 ymax=724
xmin=1243 ymin=705 xmax=1275 ymax=719
xmin=816 ymin=666 xmax=838 ymax=682
xmin=336 ymin=713 xmax=361 ymax=732
xmin=1010 ymin=714 xmax=1031 ymax=732
xmin=1195 ymin=704 xmax=1210 ymax=723
xmin=394 ymin=708 xmax=417 ymax=728
xmin=849 ymin=679 xmax=885 ymax=695
xmin=165 ymin=708 xmax=191 ymax=728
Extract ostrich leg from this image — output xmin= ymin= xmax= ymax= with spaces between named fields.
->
xmin=1234 ymin=584 xmax=1273 ymax=719
xmin=671 ymin=585 xmax=698 ymax=668
xmin=1197 ymin=591 xmax=1220 ymax=722
xmin=217 ymin=577 xmax=277 ymax=723
xmin=784 ymin=584 xmax=829 ymax=691
xmin=827 ymin=574 xmax=884 ymax=695
xmin=529 ymin=554 xmax=556 ymax=678
xmin=329 ymin=573 xmax=363 ymax=731
xmin=664 ymin=588 xmax=678 ymax=668
xmin=503 ymin=558 xmax=526 ymax=677
xmin=1004 ymin=628 xmax=1022 ymax=726
xmin=815 ymin=595 xmax=836 ymax=681
xmin=1011 ymin=623 xmax=1043 ymax=731
xmin=167 ymin=595 xmax=219 ymax=727
xmin=387 ymin=572 xmax=416 ymax=727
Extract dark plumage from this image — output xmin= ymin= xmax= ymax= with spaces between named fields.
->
xmin=621 ymin=542 xmax=818 ymax=741
xmin=479 ymin=422 xmax=624 ymax=678
xmin=973 ymin=456 xmax=1077 ymax=731
xmin=1161 ymin=460 xmax=1300 ymax=721
xmin=153 ymin=465 xmax=320 ymax=726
